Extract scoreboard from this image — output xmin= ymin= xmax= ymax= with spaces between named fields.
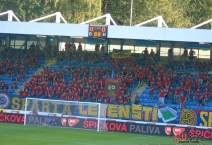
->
xmin=88 ymin=25 xmax=108 ymax=38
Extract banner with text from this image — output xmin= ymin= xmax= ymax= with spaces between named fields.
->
xmin=3 ymin=95 xmax=212 ymax=128
xmin=111 ymin=50 xmax=131 ymax=58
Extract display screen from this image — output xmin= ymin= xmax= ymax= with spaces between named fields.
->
xmin=88 ymin=25 xmax=108 ymax=38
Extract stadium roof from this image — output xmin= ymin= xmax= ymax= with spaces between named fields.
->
xmin=0 ymin=10 xmax=212 ymax=44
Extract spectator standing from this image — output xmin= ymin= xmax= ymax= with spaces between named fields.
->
xmin=159 ymin=89 xmax=165 ymax=106
xmin=180 ymin=48 xmax=188 ymax=60
xmin=168 ymin=47 xmax=173 ymax=60
xmin=189 ymin=49 xmax=195 ymax=60
xmin=180 ymin=93 xmax=186 ymax=109
xmin=142 ymin=48 xmax=148 ymax=60
xmin=134 ymin=92 xmax=139 ymax=104
xmin=78 ymin=42 xmax=82 ymax=51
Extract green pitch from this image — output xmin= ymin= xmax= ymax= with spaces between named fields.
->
xmin=161 ymin=110 xmax=176 ymax=120
xmin=0 ymin=123 xmax=211 ymax=145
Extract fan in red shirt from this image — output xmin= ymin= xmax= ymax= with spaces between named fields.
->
xmin=74 ymin=92 xmax=80 ymax=101
xmin=180 ymin=93 xmax=186 ymax=109
xmin=174 ymin=87 xmax=181 ymax=102
xmin=194 ymin=80 xmax=199 ymax=91
xmin=122 ymin=83 xmax=128 ymax=94
xmin=60 ymin=92 xmax=67 ymax=100
xmin=7 ymin=70 xmax=12 ymax=77
xmin=37 ymin=87 xmax=43 ymax=97
xmin=102 ymin=75 xmax=106 ymax=87
xmin=67 ymin=91 xmax=74 ymax=100
xmin=203 ymin=73 xmax=208 ymax=84
xmin=159 ymin=89 xmax=165 ymax=106
xmin=0 ymin=63 xmax=4 ymax=75
xmin=19 ymin=90 xmax=24 ymax=96
xmin=83 ymin=88 xmax=89 ymax=101
xmin=126 ymin=92 xmax=132 ymax=103
xmin=20 ymin=68 xmax=25 ymax=77
xmin=97 ymin=90 xmax=103 ymax=102
xmin=203 ymin=88 xmax=209 ymax=102
xmin=206 ymin=81 xmax=210 ymax=89
xmin=181 ymin=75 xmax=186 ymax=85
xmin=149 ymin=85 xmax=154 ymax=100
xmin=93 ymin=92 xmax=98 ymax=101
xmin=118 ymin=95 xmax=124 ymax=104
xmin=42 ymin=83 xmax=49 ymax=93
xmin=157 ymin=81 xmax=163 ymax=90
xmin=46 ymin=87 xmax=54 ymax=98
xmin=23 ymin=89 xmax=30 ymax=97
xmin=165 ymin=77 xmax=171 ymax=87
xmin=11 ymin=81 xmax=17 ymax=89
xmin=186 ymin=86 xmax=192 ymax=101
xmin=195 ymin=88 xmax=201 ymax=103
xmin=3 ymin=88 xmax=8 ymax=95
xmin=56 ymin=86 xmax=63 ymax=98
xmin=104 ymin=96 xmax=110 ymax=103
xmin=137 ymin=69 xmax=144 ymax=86
xmin=32 ymin=85 xmax=38 ymax=96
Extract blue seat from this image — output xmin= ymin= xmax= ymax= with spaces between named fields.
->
xmin=8 ymin=89 xmax=15 ymax=93
xmin=139 ymin=98 xmax=143 ymax=102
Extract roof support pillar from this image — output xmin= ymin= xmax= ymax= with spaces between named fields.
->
xmin=105 ymin=14 xmax=111 ymax=25
xmin=157 ymin=16 xmax=163 ymax=27
xmin=55 ymin=12 xmax=61 ymax=23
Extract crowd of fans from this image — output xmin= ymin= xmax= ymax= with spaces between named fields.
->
xmin=1 ymin=44 xmax=212 ymax=108
xmin=0 ymin=43 xmax=44 ymax=94
xmin=138 ymin=47 xmax=212 ymax=108
xmin=19 ymin=56 xmax=138 ymax=104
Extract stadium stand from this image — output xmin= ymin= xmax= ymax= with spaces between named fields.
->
xmin=1 ymin=45 xmax=212 ymax=111
xmin=0 ymin=44 xmax=45 ymax=95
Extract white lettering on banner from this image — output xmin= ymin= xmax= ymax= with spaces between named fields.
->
xmin=129 ymin=124 xmax=160 ymax=134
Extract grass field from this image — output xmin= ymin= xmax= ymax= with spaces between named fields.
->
xmin=0 ymin=123 xmax=211 ymax=145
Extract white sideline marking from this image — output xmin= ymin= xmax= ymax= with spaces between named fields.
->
xmin=129 ymin=136 xmax=154 ymax=139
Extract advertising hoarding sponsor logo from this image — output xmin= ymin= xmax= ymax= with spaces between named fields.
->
xmin=0 ymin=94 xmax=9 ymax=108
xmin=61 ymin=118 xmax=67 ymax=126
xmin=23 ymin=114 xmax=212 ymax=140
xmin=165 ymin=127 xmax=172 ymax=135
xmin=68 ymin=118 xmax=79 ymax=126
xmin=0 ymin=112 xmax=24 ymax=123
xmin=129 ymin=124 xmax=160 ymax=134
xmin=83 ymin=120 xmax=127 ymax=132
xmin=180 ymin=109 xmax=197 ymax=126
xmin=173 ymin=127 xmax=185 ymax=136
xmin=189 ymin=128 xmax=212 ymax=139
